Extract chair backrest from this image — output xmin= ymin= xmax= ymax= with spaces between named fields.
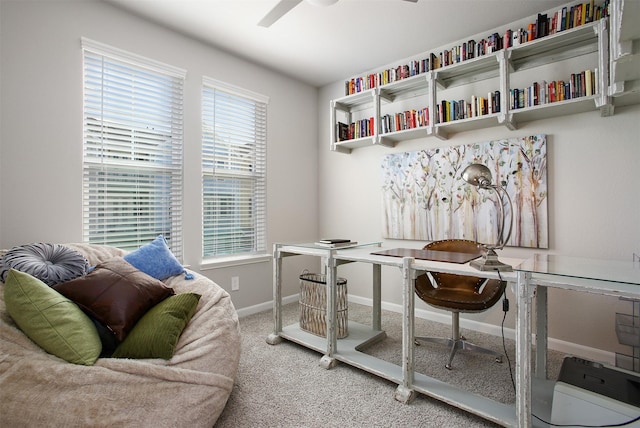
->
xmin=424 ymin=239 xmax=485 ymax=293
xmin=425 ymin=239 xmax=481 ymax=254
xmin=415 ymin=239 xmax=506 ymax=312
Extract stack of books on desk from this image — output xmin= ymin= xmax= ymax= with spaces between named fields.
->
xmin=314 ymin=239 xmax=358 ymax=248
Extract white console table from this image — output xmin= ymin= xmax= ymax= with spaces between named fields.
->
xmin=267 ymin=243 xmax=640 ymax=427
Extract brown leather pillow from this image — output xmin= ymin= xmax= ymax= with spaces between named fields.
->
xmin=53 ymin=257 xmax=174 ymax=341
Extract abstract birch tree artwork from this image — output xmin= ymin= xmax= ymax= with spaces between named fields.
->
xmin=381 ymin=134 xmax=547 ymax=248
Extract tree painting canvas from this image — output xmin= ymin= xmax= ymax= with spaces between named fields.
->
xmin=381 ymin=134 xmax=547 ymax=248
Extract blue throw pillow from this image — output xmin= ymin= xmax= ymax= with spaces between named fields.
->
xmin=123 ymin=236 xmax=193 ymax=281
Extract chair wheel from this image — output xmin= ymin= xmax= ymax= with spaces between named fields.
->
xmin=414 ymin=340 xmax=421 ymax=346
xmin=445 ymin=363 xmax=453 ymax=370
xmin=495 ymin=356 xmax=503 ymax=364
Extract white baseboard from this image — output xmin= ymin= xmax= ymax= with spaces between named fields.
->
xmin=236 ymin=293 xmax=299 ymax=318
xmin=544 ymin=337 xmax=615 ymax=365
xmin=238 ymin=293 xmax=615 ymax=366
xmin=348 ymin=294 xmax=616 ymax=365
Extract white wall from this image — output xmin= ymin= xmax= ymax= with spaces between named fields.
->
xmin=0 ymin=0 xmax=319 ymax=309
xmin=318 ymin=65 xmax=640 ymax=358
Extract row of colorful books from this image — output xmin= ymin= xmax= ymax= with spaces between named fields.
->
xmin=436 ymin=91 xmax=502 ymax=124
xmin=510 ymin=69 xmax=598 ymax=109
xmin=549 ymin=0 xmax=609 ymax=33
xmin=380 ymin=108 xmax=429 ymax=134
xmin=336 ymin=118 xmax=374 ymax=142
xmin=344 ymin=0 xmax=610 ymax=96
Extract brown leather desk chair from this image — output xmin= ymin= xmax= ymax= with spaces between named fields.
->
xmin=415 ymin=239 xmax=506 ymax=370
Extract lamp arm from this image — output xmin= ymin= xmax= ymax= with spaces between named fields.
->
xmin=491 ymin=184 xmax=513 ymax=250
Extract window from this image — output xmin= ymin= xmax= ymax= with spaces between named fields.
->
xmin=202 ymin=78 xmax=268 ymax=258
xmin=82 ymin=38 xmax=186 ymax=258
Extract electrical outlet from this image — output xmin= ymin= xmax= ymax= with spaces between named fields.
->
xmin=231 ymin=276 xmax=240 ymax=291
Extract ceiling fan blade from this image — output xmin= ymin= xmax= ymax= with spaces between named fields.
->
xmin=258 ymin=0 xmax=303 ymax=27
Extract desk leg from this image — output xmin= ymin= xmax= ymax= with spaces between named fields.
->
xmin=516 ymin=271 xmax=533 ymax=427
xmin=535 ymin=286 xmax=548 ymax=379
xmin=395 ymin=257 xmax=416 ymax=404
xmin=266 ymin=244 xmax=283 ymax=345
xmin=372 ymin=264 xmax=382 ymax=331
xmin=320 ymin=255 xmax=338 ymax=369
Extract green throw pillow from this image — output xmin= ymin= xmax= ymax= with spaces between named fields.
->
xmin=112 ymin=293 xmax=201 ymax=360
xmin=3 ymin=269 xmax=102 ymax=365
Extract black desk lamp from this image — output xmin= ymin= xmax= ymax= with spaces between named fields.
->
xmin=461 ymin=163 xmax=513 ymax=272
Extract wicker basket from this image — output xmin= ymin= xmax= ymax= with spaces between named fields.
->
xmin=299 ymin=272 xmax=348 ymax=338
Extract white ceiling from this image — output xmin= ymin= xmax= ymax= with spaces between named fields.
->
xmin=104 ymin=0 xmax=572 ymax=87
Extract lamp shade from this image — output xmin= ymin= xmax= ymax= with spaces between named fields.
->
xmin=462 ymin=163 xmax=493 ymax=188
xmin=460 ymin=162 xmax=513 ymax=271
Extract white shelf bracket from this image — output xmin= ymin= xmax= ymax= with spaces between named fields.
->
xmin=596 ymin=18 xmax=613 ymax=116
xmin=498 ymin=112 xmax=517 ymax=131
xmin=329 ymin=100 xmax=337 ymax=151
xmin=430 ymin=126 xmax=448 ymax=141
xmin=498 ymin=50 xmax=510 ymax=121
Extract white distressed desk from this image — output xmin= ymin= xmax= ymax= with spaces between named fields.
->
xmin=267 ymin=243 xmax=640 ymax=427
xmin=268 ymin=243 xmax=526 ymax=426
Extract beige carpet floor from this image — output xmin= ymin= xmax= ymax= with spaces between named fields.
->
xmin=215 ymin=302 xmax=564 ymax=427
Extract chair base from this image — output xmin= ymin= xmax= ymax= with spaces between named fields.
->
xmin=415 ymin=335 xmax=503 ymax=370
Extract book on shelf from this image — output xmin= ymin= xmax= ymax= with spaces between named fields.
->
xmin=315 ymin=239 xmax=358 ymax=248
xmin=336 ymin=122 xmax=349 ymax=142
xmin=585 ymin=69 xmax=593 ymax=96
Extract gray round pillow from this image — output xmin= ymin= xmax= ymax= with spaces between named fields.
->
xmin=0 ymin=243 xmax=89 ymax=286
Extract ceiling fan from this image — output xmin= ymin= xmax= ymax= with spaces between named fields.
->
xmin=258 ymin=0 xmax=418 ymax=28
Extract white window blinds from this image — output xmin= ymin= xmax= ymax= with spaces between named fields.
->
xmin=82 ymin=38 xmax=186 ymax=258
xmin=202 ymin=78 xmax=268 ymax=258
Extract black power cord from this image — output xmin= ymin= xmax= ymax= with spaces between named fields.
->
xmin=497 ymin=269 xmax=516 ymax=392
xmin=495 ymin=269 xmax=640 ymax=428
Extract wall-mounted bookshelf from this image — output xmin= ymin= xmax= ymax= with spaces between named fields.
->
xmin=329 ymin=0 xmax=639 ymax=154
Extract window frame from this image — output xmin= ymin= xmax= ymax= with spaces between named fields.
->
xmin=201 ymin=77 xmax=269 ymax=263
xmin=81 ymin=38 xmax=186 ymax=259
